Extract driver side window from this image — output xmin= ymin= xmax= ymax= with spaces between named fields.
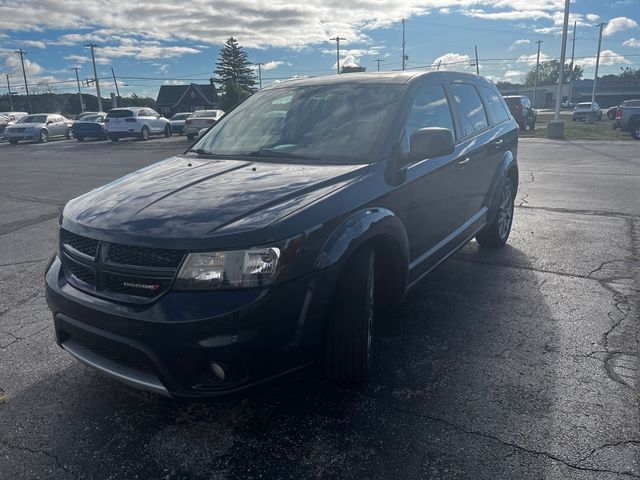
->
xmin=401 ymin=84 xmax=455 ymax=153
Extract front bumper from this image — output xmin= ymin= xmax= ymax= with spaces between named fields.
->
xmin=45 ymin=256 xmax=337 ymax=398
xmin=5 ymin=131 xmax=37 ymax=141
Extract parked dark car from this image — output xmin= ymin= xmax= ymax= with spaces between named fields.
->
xmin=72 ymin=114 xmax=107 ymax=141
xmin=613 ymin=99 xmax=640 ymax=138
xmin=45 ymin=71 xmax=519 ymax=399
xmin=502 ymin=95 xmax=536 ymax=130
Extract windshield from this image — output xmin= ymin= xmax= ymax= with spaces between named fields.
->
xmin=22 ymin=115 xmax=48 ymax=123
xmin=195 ymin=83 xmax=403 ymax=163
xmin=172 ymin=113 xmax=191 ymax=120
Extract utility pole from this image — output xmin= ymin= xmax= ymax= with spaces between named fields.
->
xmin=548 ymin=0 xmax=570 ymax=138
xmin=532 ymin=40 xmax=543 ymax=109
xmin=567 ymin=21 xmax=577 ymax=105
xmin=330 ymin=37 xmax=346 ymax=74
xmin=375 ymin=59 xmax=384 ymax=72
xmin=474 ymin=45 xmax=480 ymax=75
xmin=257 ymin=62 xmax=262 ymax=89
xmin=71 ymin=67 xmax=84 ymax=113
xmin=111 ymin=67 xmax=121 ymax=108
xmin=84 ymin=43 xmax=102 ymax=112
xmin=5 ymin=75 xmax=14 ymax=111
xmin=15 ymin=49 xmax=32 ymax=112
xmin=591 ymin=22 xmax=606 ymax=105
xmin=436 ymin=60 xmax=442 ymax=71
xmin=401 ymin=18 xmax=407 ymax=70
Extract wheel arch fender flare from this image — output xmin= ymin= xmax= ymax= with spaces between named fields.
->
xmin=314 ymin=208 xmax=410 ymax=287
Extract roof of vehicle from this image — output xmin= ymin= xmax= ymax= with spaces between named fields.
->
xmin=262 ymin=71 xmax=489 ymax=89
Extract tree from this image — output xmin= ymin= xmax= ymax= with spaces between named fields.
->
xmin=214 ymin=37 xmax=256 ymax=91
xmin=602 ymin=67 xmax=640 ymax=80
xmin=341 ymin=65 xmax=366 ymax=73
xmin=220 ymin=79 xmax=252 ymax=111
xmin=523 ymin=60 xmax=583 ymax=87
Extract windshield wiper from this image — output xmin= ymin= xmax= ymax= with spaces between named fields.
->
xmin=246 ymin=149 xmax=319 ymax=160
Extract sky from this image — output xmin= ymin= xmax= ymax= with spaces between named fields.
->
xmin=0 ymin=0 xmax=639 ymax=99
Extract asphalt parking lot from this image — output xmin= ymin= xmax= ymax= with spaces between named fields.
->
xmin=0 ymin=135 xmax=638 ymax=479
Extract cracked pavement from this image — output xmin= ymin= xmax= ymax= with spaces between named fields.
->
xmin=0 ymin=137 xmax=638 ymax=479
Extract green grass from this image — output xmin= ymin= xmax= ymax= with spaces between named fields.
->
xmin=519 ymin=112 xmax=633 ymax=141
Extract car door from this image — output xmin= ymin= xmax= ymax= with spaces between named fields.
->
xmin=399 ymin=81 xmax=470 ymax=281
xmin=148 ymin=109 xmax=162 ymax=133
xmin=446 ymin=81 xmax=496 ymax=222
xmin=48 ymin=115 xmax=61 ymax=136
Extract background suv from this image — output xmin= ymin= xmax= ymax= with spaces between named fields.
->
xmin=105 ymin=107 xmax=171 ymax=142
xmin=613 ymin=99 xmax=640 ymax=139
xmin=45 ymin=71 xmax=519 ymax=398
xmin=503 ymin=95 xmax=536 ymax=130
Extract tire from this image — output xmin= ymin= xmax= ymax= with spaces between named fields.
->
xmin=324 ymin=246 xmax=376 ymax=384
xmin=476 ymin=176 xmax=516 ymax=248
xmin=186 ymin=134 xmax=195 ymax=141
xmin=109 ymin=135 xmax=119 ymax=142
xmin=76 ymin=136 xmax=84 ymax=142
xmin=65 ymin=127 xmax=73 ymax=139
xmin=140 ymin=126 xmax=150 ymax=141
xmin=164 ymin=125 xmax=172 ymax=137
xmin=8 ymin=140 xmax=18 ymax=145
xmin=632 ymin=122 xmax=640 ymax=140
xmin=38 ymin=129 xmax=49 ymax=143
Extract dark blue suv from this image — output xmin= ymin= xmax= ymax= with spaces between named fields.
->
xmin=45 ymin=71 xmax=519 ymax=398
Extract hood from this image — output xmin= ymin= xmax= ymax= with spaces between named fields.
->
xmin=62 ymin=155 xmax=367 ymax=246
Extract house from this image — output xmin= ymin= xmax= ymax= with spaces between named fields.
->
xmin=156 ymin=83 xmax=218 ymax=117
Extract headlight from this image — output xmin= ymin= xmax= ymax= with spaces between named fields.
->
xmin=175 ymin=247 xmax=281 ymax=290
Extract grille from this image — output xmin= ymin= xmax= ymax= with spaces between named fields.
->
xmin=62 ymin=230 xmax=99 ymax=258
xmin=67 ymin=261 xmax=96 ymax=286
xmin=60 ymin=229 xmax=183 ymax=302
xmin=16 ymin=128 xmax=25 ymax=133
xmin=107 ymin=243 xmax=184 ymax=268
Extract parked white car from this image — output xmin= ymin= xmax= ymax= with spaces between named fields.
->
xmin=104 ymin=107 xmax=171 ymax=142
xmin=184 ymin=110 xmax=225 ymax=140
xmin=5 ymin=113 xmax=73 ymax=144
xmin=168 ymin=112 xmax=192 ymax=135
xmin=0 ymin=111 xmax=29 ymax=122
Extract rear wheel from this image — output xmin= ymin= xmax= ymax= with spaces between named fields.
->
xmin=65 ymin=127 xmax=73 ymax=139
xmin=38 ymin=129 xmax=49 ymax=143
xmin=476 ymin=176 xmax=515 ymax=248
xmin=324 ymin=246 xmax=376 ymax=383
xmin=140 ymin=126 xmax=150 ymax=141
xmin=164 ymin=125 xmax=171 ymax=137
xmin=632 ymin=122 xmax=640 ymax=140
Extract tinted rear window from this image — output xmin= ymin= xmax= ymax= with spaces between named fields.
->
xmin=107 ymin=110 xmax=134 ymax=118
xmin=449 ymin=83 xmax=489 ymax=137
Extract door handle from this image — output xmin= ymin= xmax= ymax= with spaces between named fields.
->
xmin=457 ymin=157 xmax=470 ymax=166
xmin=494 ymin=139 xmax=504 ymax=147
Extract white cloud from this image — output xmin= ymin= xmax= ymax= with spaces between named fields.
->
xmin=503 ymin=69 xmax=524 ymax=81
xmin=342 ymin=55 xmax=359 ymax=68
xmin=4 ymin=54 xmax=43 ymax=76
xmin=623 ymin=37 xmax=640 ymax=48
xmin=580 ymin=49 xmax=630 ymax=67
xmin=517 ymin=52 xmax=549 ymax=65
xmin=603 ymin=17 xmax=638 ymax=37
xmin=432 ymin=53 xmax=471 ymax=70
xmin=259 ymin=61 xmax=291 ymax=71
xmin=439 ymin=8 xmax=451 ymax=14
xmin=21 ymin=40 xmax=46 ymax=49
xmin=586 ymin=13 xmax=600 ymax=22
xmin=509 ymin=39 xmax=530 ymax=50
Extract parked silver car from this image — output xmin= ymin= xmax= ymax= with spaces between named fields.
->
xmin=0 ymin=114 xmax=14 ymax=140
xmin=0 ymin=111 xmax=28 ymax=122
xmin=5 ymin=114 xmax=73 ymax=144
xmin=572 ymin=102 xmax=602 ymax=122
xmin=184 ymin=110 xmax=224 ymax=140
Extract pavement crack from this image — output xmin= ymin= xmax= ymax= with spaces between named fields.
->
xmin=578 ymin=440 xmax=640 ymax=464
xmin=0 ymin=439 xmax=79 ymax=479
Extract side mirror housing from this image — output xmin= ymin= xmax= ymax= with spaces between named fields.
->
xmin=409 ymin=127 xmax=455 ymax=160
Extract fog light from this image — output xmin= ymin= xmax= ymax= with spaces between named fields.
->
xmin=210 ymin=362 xmax=226 ymax=382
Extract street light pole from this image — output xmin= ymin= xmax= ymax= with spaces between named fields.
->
xmin=532 ymin=40 xmax=543 ymax=108
xmin=474 ymin=45 xmax=480 ymax=75
xmin=567 ymin=21 xmax=577 ymax=105
xmin=84 ymin=43 xmax=102 ymax=112
xmin=548 ymin=0 xmax=571 ymax=138
xmin=401 ymin=18 xmax=407 ymax=70
xmin=591 ymin=22 xmax=606 ymax=105
xmin=330 ymin=37 xmax=346 ymax=74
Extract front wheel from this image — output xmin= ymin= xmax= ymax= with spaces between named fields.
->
xmin=476 ymin=176 xmax=515 ymax=248
xmin=632 ymin=122 xmax=640 ymax=140
xmin=529 ymin=121 xmax=535 ymax=130
xmin=38 ymin=129 xmax=49 ymax=143
xmin=164 ymin=125 xmax=171 ymax=137
xmin=324 ymin=246 xmax=376 ymax=383
xmin=65 ymin=127 xmax=73 ymax=139
xmin=140 ymin=126 xmax=150 ymax=141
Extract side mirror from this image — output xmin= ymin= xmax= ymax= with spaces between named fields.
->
xmin=409 ymin=127 xmax=455 ymax=160
xmin=47 ymin=120 xmax=53 ymax=125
